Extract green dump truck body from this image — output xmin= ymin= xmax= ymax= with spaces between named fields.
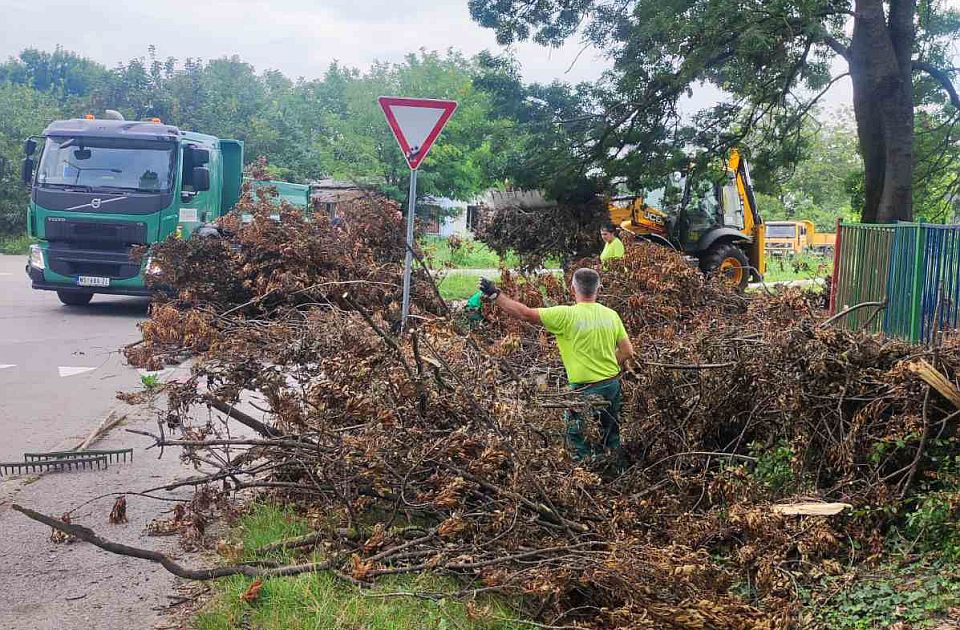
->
xmin=22 ymin=117 xmax=308 ymax=300
xmin=249 ymin=179 xmax=311 ymax=209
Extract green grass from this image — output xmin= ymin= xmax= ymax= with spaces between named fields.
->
xmin=420 ymin=236 xmax=517 ymax=269
xmin=195 ymin=504 xmax=533 ymax=630
xmin=437 ymin=272 xmax=491 ymax=301
xmin=763 ymin=253 xmax=833 ymax=283
xmin=434 ymin=253 xmax=833 ymax=301
xmin=0 ymin=233 xmax=33 ymax=255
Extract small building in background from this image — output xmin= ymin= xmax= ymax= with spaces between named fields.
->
xmin=310 ymin=179 xmax=370 ymax=218
xmin=420 ymin=196 xmax=482 ymax=238
xmin=422 ymin=190 xmax=550 ymax=239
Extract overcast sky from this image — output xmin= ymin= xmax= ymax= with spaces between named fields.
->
xmin=1 ymin=0 xmax=607 ymax=84
xmin=3 ymin=0 xmax=958 ymax=114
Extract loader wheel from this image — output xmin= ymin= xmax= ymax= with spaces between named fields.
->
xmin=700 ymin=244 xmax=750 ymax=290
xmin=57 ymin=290 xmax=93 ymax=306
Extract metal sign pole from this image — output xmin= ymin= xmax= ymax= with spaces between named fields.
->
xmin=400 ymin=168 xmax=418 ymax=333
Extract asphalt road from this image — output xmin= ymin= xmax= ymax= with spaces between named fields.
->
xmin=0 ymin=254 xmax=149 ymax=460
xmin=0 ymin=254 xmax=193 ymax=629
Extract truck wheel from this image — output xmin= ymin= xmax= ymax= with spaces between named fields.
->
xmin=57 ymin=291 xmax=94 ymax=306
xmin=700 ymin=244 xmax=750 ymax=290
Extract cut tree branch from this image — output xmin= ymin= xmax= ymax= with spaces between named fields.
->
xmin=12 ymin=504 xmax=336 ymax=580
xmin=819 ymin=300 xmax=888 ymax=328
xmin=203 ymin=394 xmax=283 ymax=438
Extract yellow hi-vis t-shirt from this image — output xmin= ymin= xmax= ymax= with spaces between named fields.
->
xmin=600 ymin=237 xmax=625 ymax=261
xmin=537 ymin=302 xmax=628 ymax=384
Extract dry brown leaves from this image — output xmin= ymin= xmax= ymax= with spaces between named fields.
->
xmin=49 ymin=512 xmax=75 ymax=544
xmin=240 ymin=578 xmax=263 ymax=603
xmin=109 ymin=496 xmax=128 ymax=524
xmin=123 ymin=195 xmax=958 ymax=629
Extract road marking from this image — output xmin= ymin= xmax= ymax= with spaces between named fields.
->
xmin=0 ymin=364 xmax=15 ymax=370
xmin=59 ymin=366 xmax=97 ymax=378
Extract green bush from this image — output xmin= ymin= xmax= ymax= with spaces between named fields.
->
xmin=904 ymin=455 xmax=960 ymax=559
xmin=0 ymin=83 xmax=60 ymax=237
xmin=420 ymin=235 xmax=519 ymax=269
xmin=749 ymin=441 xmax=796 ymax=493
xmin=0 ymin=233 xmax=32 ymax=254
xmin=811 ymin=561 xmax=960 ymax=629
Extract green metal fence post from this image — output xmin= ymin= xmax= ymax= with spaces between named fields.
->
xmin=910 ymin=224 xmax=925 ymax=343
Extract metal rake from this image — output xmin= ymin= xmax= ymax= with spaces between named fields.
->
xmin=23 ymin=448 xmax=133 ymax=464
xmin=0 ymin=455 xmax=109 ymax=476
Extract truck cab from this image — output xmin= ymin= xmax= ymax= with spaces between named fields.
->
xmin=765 ymin=220 xmax=813 ymax=256
xmin=22 ymin=116 xmax=244 ymax=304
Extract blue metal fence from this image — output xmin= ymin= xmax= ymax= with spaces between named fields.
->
xmin=917 ymin=226 xmax=960 ymax=343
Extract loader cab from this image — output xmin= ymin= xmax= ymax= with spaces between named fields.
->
xmin=675 ymin=177 xmax=721 ymax=249
xmin=676 ymin=171 xmax=746 ymax=233
xmin=609 ymin=148 xmax=766 ymax=287
xmin=673 ymin=151 xmax=766 ymax=283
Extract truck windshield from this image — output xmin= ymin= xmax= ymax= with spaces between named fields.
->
xmin=767 ymin=224 xmax=797 ymax=238
xmin=36 ymin=137 xmax=176 ymax=193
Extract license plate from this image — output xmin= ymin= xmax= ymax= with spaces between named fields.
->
xmin=77 ymin=276 xmax=110 ymax=287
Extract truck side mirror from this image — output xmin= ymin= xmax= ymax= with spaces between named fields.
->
xmin=21 ymin=157 xmax=35 ymax=185
xmin=192 ymin=166 xmax=211 ymax=191
xmin=190 ymin=147 xmax=210 ymax=166
xmin=24 ymin=138 xmax=37 ymax=156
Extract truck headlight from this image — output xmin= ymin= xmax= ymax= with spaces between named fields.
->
xmin=28 ymin=244 xmax=44 ymax=270
xmin=145 ymin=256 xmax=163 ymax=276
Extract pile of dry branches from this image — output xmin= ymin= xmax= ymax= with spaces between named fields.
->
xmin=126 ymin=181 xmax=443 ymax=370
xmin=475 ymin=196 xmax=608 ymax=268
xmin=19 ymin=188 xmax=960 ymax=629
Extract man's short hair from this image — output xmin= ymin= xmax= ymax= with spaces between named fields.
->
xmin=572 ymin=268 xmax=601 ymax=297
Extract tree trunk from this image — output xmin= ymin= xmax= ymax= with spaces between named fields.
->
xmin=849 ymin=0 xmax=916 ymax=223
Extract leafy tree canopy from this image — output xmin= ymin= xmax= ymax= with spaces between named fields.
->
xmin=469 ymin=0 xmax=960 ymax=223
xmin=0 ymin=47 xmax=555 ymax=209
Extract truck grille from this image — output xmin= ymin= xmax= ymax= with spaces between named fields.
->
xmin=46 ymin=243 xmax=142 ymax=280
xmin=45 ymin=218 xmax=147 ymax=246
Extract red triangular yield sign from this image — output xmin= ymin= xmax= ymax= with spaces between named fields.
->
xmin=378 ymin=97 xmax=458 ymax=170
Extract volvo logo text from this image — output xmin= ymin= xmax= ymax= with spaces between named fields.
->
xmin=65 ymin=196 xmax=124 ymax=212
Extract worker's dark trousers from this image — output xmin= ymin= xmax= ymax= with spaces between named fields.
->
xmin=564 ymin=380 xmax=621 ymax=461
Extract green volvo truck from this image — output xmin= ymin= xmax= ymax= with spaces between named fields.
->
xmin=21 ymin=114 xmax=310 ymax=305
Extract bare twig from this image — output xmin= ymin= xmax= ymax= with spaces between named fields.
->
xmin=819 ymin=301 xmax=887 ymax=329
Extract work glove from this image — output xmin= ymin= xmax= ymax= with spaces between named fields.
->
xmin=478 ymin=277 xmax=500 ymax=300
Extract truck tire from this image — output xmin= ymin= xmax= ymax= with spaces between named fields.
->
xmin=699 ymin=243 xmax=750 ymax=290
xmin=57 ymin=290 xmax=94 ymax=306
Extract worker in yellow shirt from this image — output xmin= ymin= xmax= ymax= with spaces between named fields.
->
xmin=478 ymin=269 xmax=635 ymax=460
xmin=599 ymin=224 xmax=625 ymax=262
